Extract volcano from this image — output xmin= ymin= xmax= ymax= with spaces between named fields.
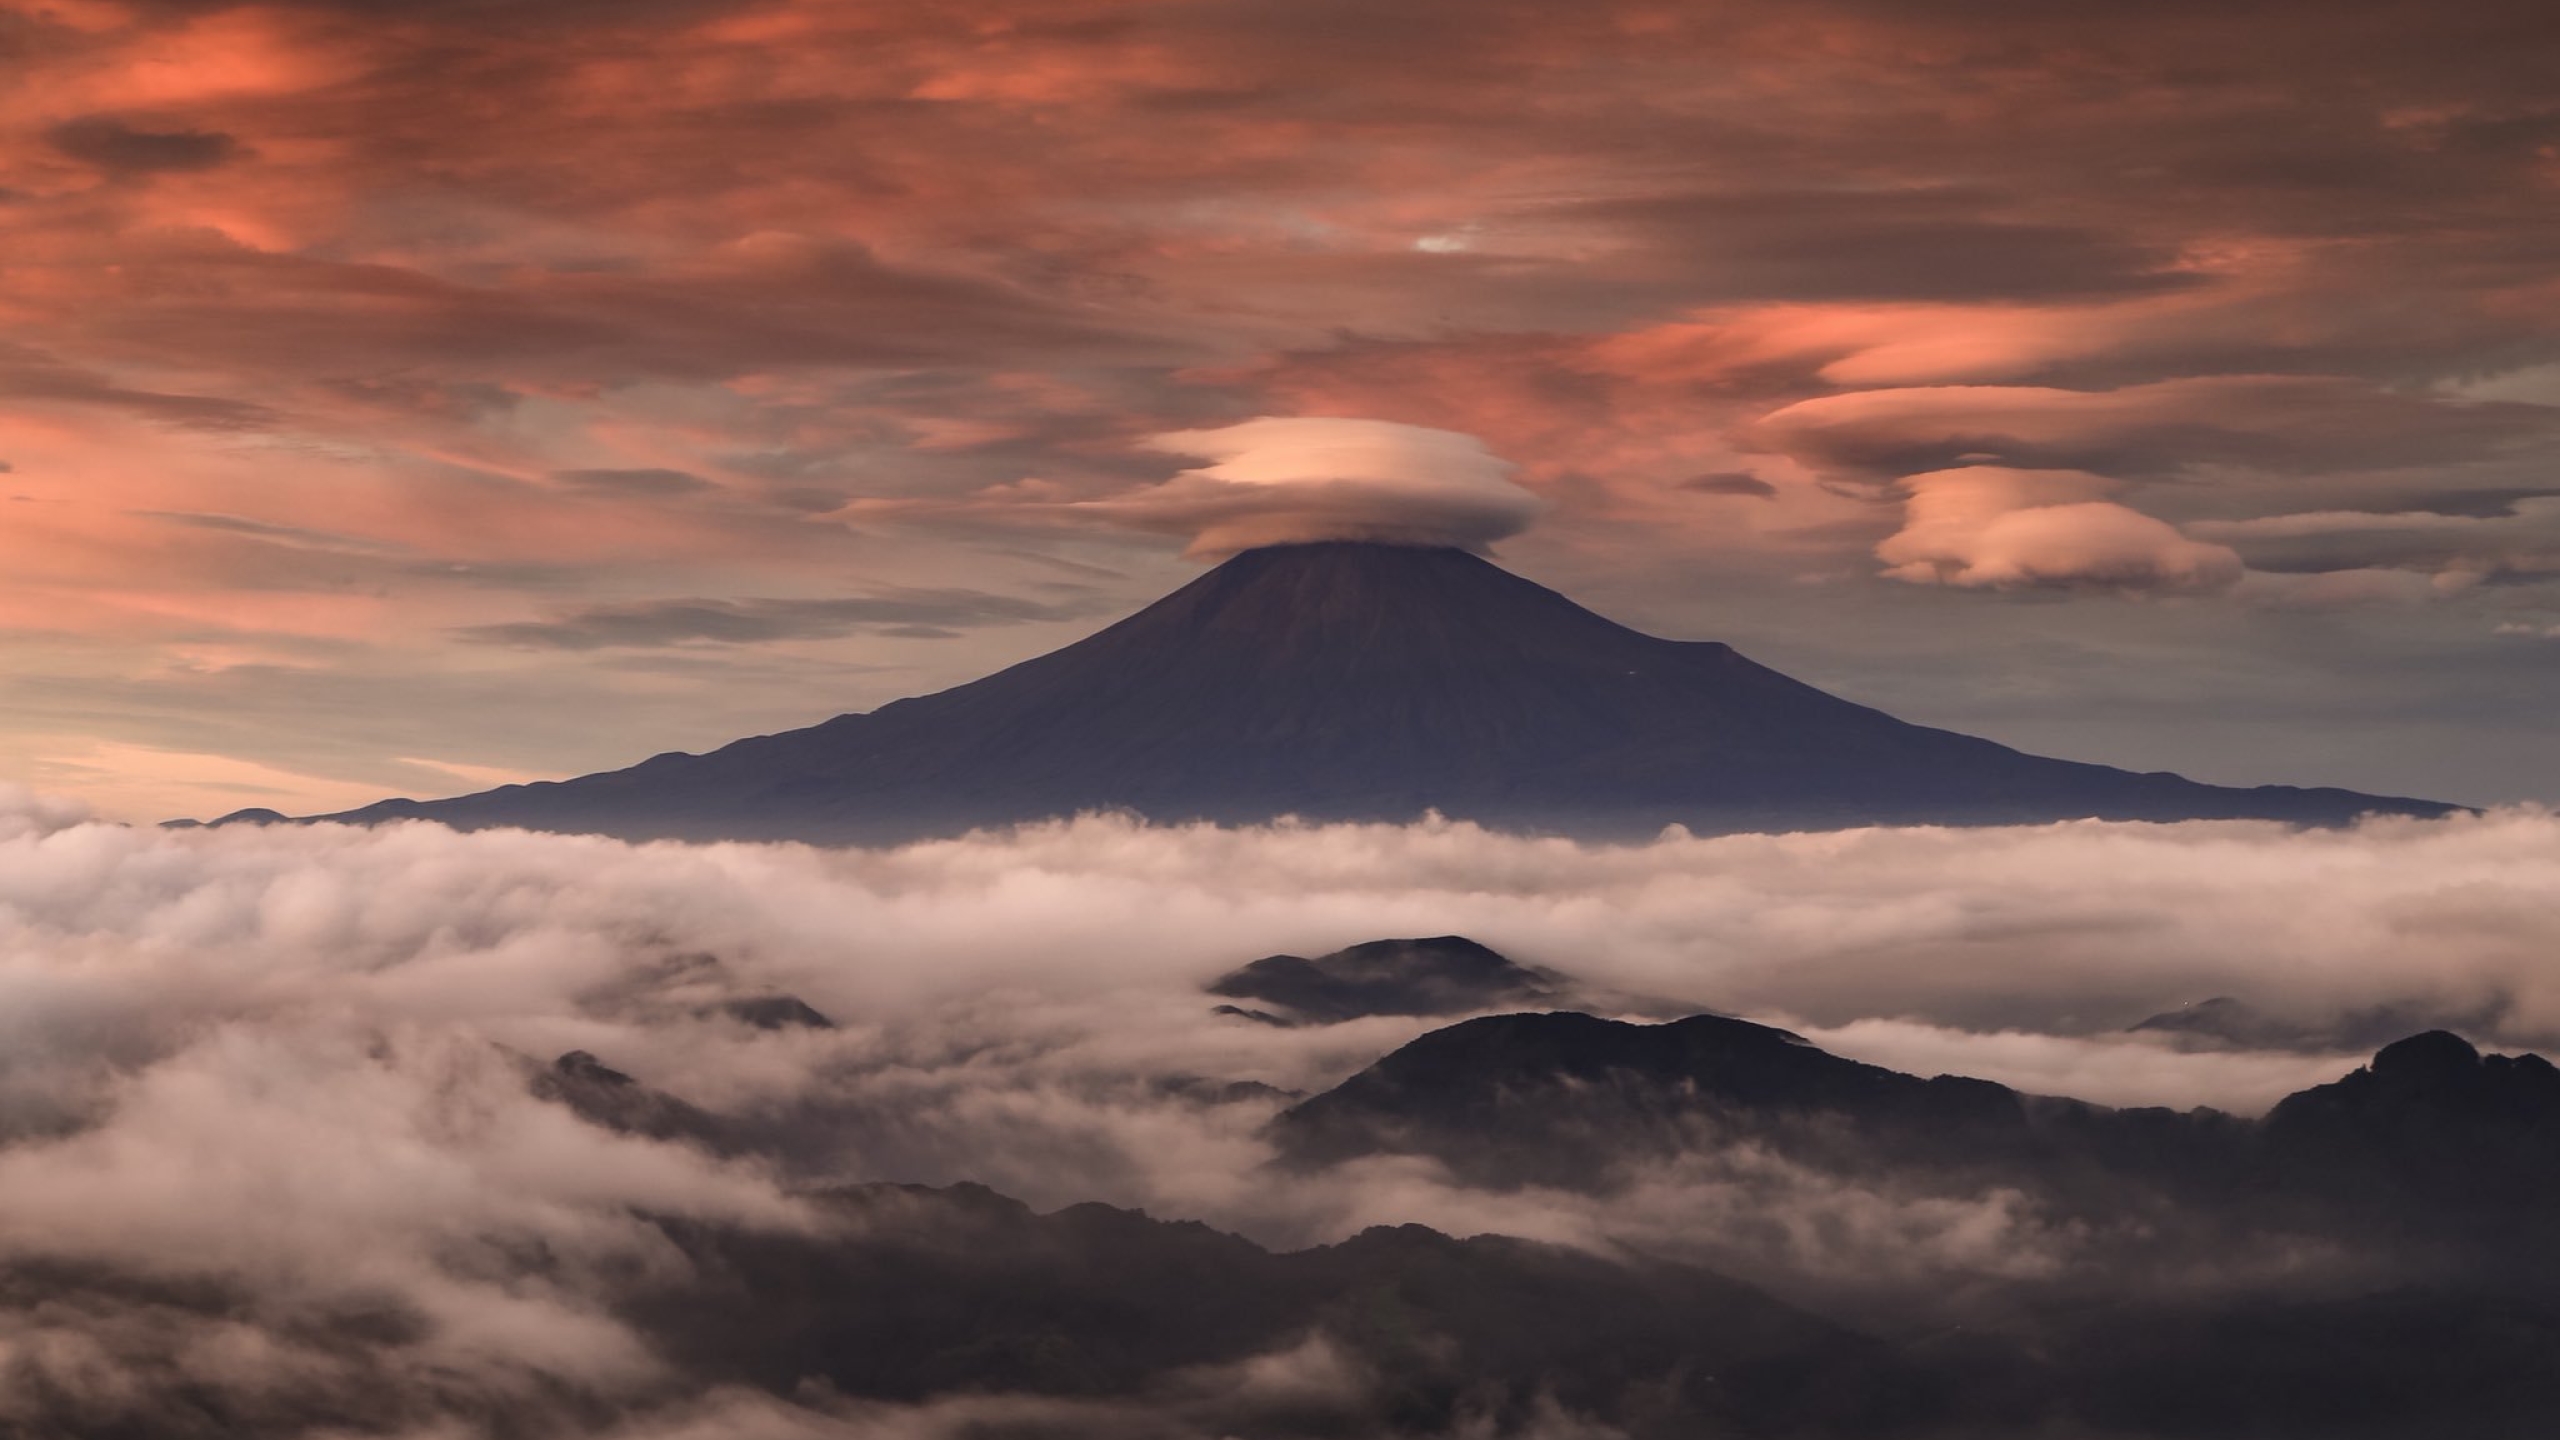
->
xmin=307 ymin=542 xmax=2453 ymax=843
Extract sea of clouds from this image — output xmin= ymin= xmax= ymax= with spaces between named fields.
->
xmin=4 ymin=790 xmax=2556 ymax=1433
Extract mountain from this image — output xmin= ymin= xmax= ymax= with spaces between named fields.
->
xmin=1206 ymin=934 xmax=1570 ymax=1026
xmin=1268 ymin=1010 xmax=2089 ymax=1189
xmin=2128 ymin=994 xmax=2506 ymax=1053
xmin=628 ymin=1182 xmax=1956 ymax=1439
xmin=1267 ymin=1009 xmax=2560 ymax=1273
xmin=299 ymin=541 xmax=2456 ymax=843
xmin=2263 ymin=1030 xmax=2560 ymax=1225
xmin=624 ymin=1178 xmax=2560 ymax=1440
xmin=542 ymin=1021 xmax=2560 ymax=1439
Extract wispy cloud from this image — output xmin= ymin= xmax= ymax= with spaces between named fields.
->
xmin=456 ymin=589 xmax=1111 ymax=649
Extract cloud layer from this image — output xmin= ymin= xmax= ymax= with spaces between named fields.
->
xmin=1875 ymin=468 xmax=2244 ymax=593
xmin=5 ymin=797 xmax=2560 ymax=1413
xmin=6 ymin=0 xmax=2560 ymax=815
xmin=1097 ymin=417 xmax=1546 ymax=555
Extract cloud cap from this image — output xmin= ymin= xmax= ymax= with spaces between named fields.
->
xmin=1097 ymin=417 xmax=1545 ymax=557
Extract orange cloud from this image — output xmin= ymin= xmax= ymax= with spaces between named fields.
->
xmin=4 ymin=0 xmax=2560 ymax=809
xmin=1875 ymin=468 xmax=2244 ymax=595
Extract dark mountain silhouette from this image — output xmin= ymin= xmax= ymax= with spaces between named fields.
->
xmin=283 ymin=541 xmax=2453 ymax=844
xmin=463 ymin=1007 xmax=2560 ymax=1438
xmin=626 ymin=1180 xmax=2560 ymax=1440
xmin=165 ymin=806 xmax=285 ymax=828
xmin=2263 ymin=1030 xmax=2560 ymax=1227
xmin=1207 ymin=934 xmax=1569 ymax=1026
xmin=711 ymin=993 xmax=835 ymax=1030
xmin=2128 ymin=994 xmax=2508 ymax=1054
xmin=1268 ymin=1010 xmax=2093 ymax=1189
xmin=1268 ymin=1009 xmax=2560 ymax=1275
xmin=617 ymin=1094 xmax=2560 ymax=1440
xmin=628 ymin=1181 xmax=1967 ymax=1439
xmin=528 ymin=1048 xmax=741 ymax=1155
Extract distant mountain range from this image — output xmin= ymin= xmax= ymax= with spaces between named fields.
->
xmin=231 ymin=541 xmax=2452 ymax=842
xmin=496 ymin=935 xmax=2560 ymax=1439
xmin=1265 ymin=1008 xmax=2560 ymax=1249
xmin=635 ymin=1181 xmax=1946 ymax=1439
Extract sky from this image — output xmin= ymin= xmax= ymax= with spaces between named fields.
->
xmin=2 ymin=0 xmax=2557 ymax=821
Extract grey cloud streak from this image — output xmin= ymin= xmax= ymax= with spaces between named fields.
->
xmin=47 ymin=117 xmax=242 ymax=177
xmin=457 ymin=588 xmax=1114 ymax=650
xmin=0 ymin=341 xmax=280 ymax=431
xmin=1750 ymin=377 xmax=2560 ymax=486
xmin=555 ymin=468 xmax=719 ymax=498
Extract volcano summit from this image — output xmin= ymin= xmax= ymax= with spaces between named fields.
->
xmin=305 ymin=542 xmax=2453 ymax=843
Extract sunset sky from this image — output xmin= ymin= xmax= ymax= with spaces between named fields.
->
xmin=4 ymin=0 xmax=2556 ymax=821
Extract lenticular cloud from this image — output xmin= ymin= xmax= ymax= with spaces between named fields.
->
xmin=1876 ymin=466 xmax=2244 ymax=593
xmin=1092 ymin=416 xmax=1546 ymax=555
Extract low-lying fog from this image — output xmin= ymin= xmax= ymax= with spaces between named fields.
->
xmin=3 ymin=790 xmax=2552 ymax=1436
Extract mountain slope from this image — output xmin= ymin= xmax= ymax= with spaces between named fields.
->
xmin=631 ymin=1182 xmax=1949 ymax=1437
xmin=1267 ymin=1010 xmax=2077 ymax=1189
xmin=308 ymin=541 xmax=2455 ymax=843
xmin=1207 ymin=935 xmax=1571 ymax=1026
xmin=1267 ymin=1009 xmax=2560 ymax=1274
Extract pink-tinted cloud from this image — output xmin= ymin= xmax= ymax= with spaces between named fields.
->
xmin=1095 ymin=417 xmax=1544 ymax=555
xmin=1750 ymin=378 xmax=2557 ymax=485
xmin=1875 ymin=468 xmax=2244 ymax=594
xmin=5 ymin=0 xmax=2560 ymax=812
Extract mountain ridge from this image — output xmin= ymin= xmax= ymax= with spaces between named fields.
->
xmin=1264 ymin=1005 xmax=2560 ymax=1273
xmin=276 ymin=541 xmax=2456 ymax=843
